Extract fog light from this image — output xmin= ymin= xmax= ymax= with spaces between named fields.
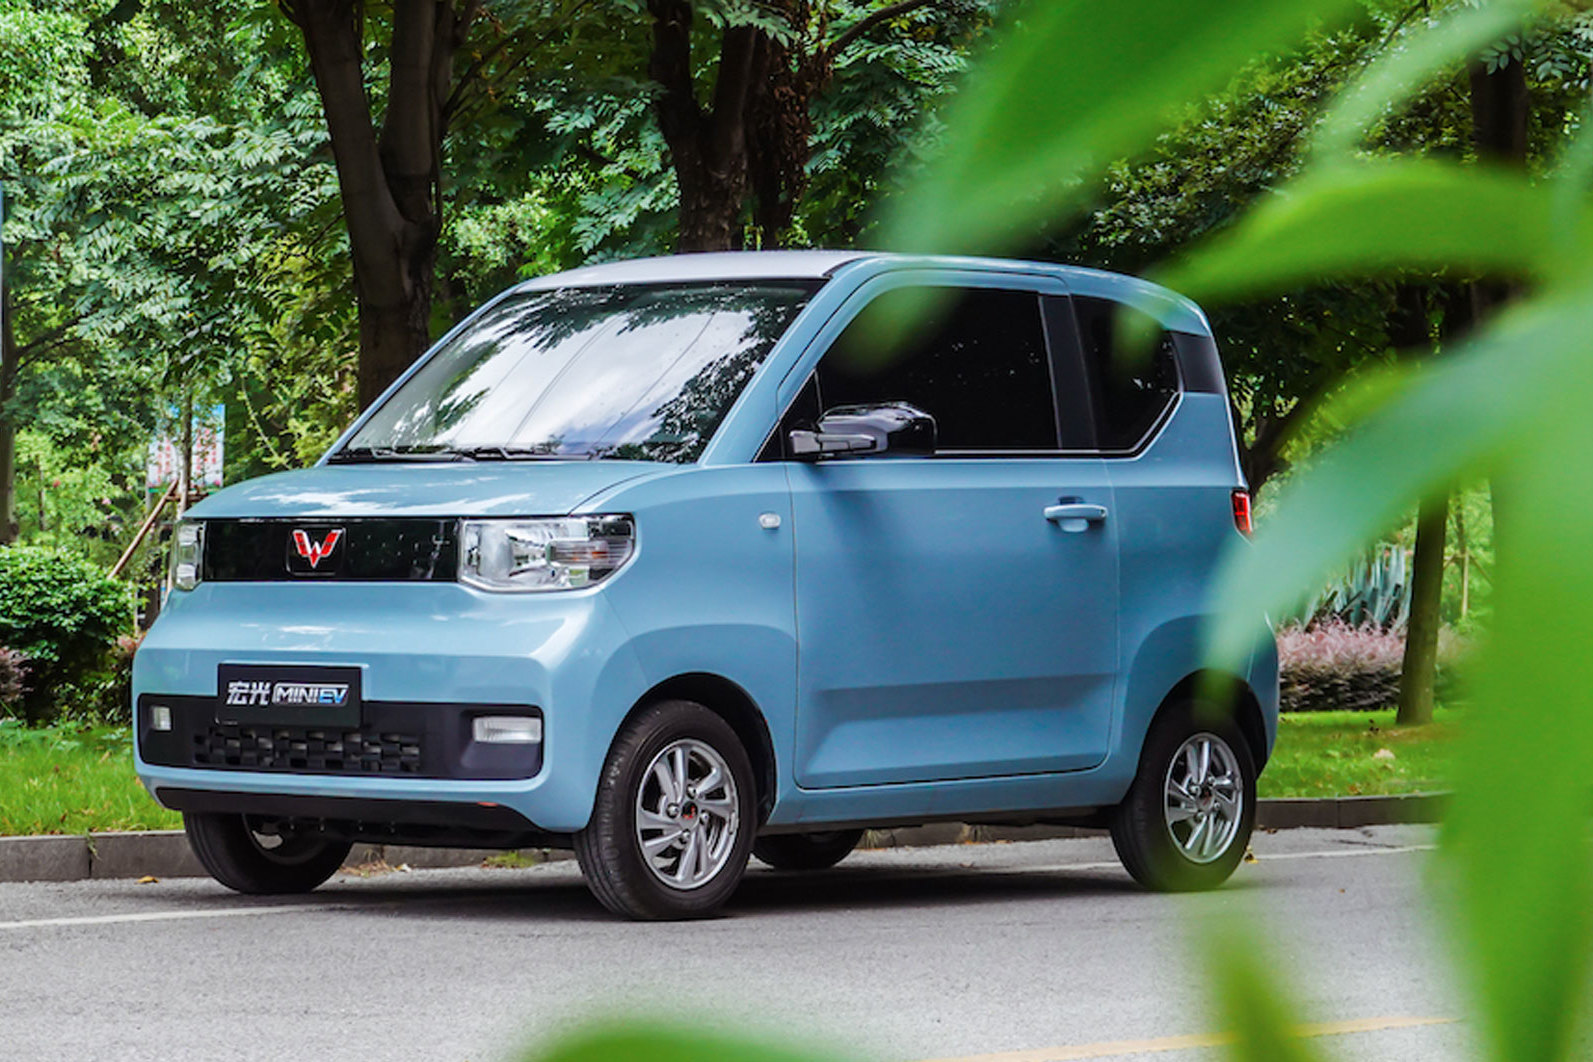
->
xmin=151 ymin=705 xmax=173 ymax=732
xmin=472 ymin=715 xmax=542 ymax=744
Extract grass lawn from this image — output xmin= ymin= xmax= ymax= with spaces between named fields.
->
xmin=1259 ymin=707 xmax=1455 ymax=799
xmin=0 ymin=721 xmax=180 ymax=836
xmin=0 ymin=708 xmax=1453 ymax=836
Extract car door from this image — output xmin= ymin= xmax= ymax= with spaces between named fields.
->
xmin=783 ymin=275 xmax=1120 ymax=789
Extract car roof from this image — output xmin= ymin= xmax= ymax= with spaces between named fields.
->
xmin=511 ymin=251 xmax=1210 ymax=335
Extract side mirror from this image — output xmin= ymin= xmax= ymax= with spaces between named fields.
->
xmin=789 ymin=402 xmax=936 ymax=460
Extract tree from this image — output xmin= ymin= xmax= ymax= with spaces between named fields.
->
xmin=1398 ymin=37 xmax=1533 ymax=726
xmin=276 ymin=0 xmax=487 ymax=408
xmin=641 ymin=0 xmax=992 ymax=251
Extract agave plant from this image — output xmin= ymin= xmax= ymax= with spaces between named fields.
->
xmin=1300 ymin=546 xmax=1412 ymax=631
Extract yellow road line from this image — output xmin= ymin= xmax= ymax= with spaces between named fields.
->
xmin=915 ymin=1015 xmax=1457 ymax=1062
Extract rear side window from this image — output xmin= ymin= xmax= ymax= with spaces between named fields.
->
xmin=815 ymin=287 xmax=1059 ymax=451
xmin=1073 ymin=296 xmax=1180 ymax=450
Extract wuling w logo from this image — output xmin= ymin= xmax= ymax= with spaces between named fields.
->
xmin=291 ymin=529 xmax=343 ymax=569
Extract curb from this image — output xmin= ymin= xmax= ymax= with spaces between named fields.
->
xmin=0 ymin=793 xmax=1448 ymax=884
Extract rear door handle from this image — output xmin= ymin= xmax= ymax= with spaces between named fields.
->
xmin=1044 ymin=503 xmax=1109 ymax=527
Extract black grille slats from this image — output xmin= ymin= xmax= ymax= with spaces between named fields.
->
xmin=203 ymin=518 xmax=458 ymax=582
xmin=194 ymin=724 xmax=424 ymax=775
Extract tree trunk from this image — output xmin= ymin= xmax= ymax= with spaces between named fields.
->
xmin=1398 ymin=493 xmax=1447 ymax=725
xmin=285 ymin=0 xmax=474 ymax=408
xmin=0 ymin=303 xmax=18 ymax=545
xmin=1469 ymin=56 xmax=1528 ymax=577
xmin=647 ymin=1 xmax=758 ymax=252
xmin=1385 ymin=284 xmax=1448 ymax=725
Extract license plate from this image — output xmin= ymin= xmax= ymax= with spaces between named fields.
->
xmin=216 ymin=664 xmax=362 ymax=727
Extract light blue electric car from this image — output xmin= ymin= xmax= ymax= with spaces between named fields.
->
xmin=133 ymin=251 xmax=1278 ymax=919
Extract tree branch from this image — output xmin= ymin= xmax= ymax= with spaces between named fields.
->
xmin=16 ymin=319 xmax=83 ymax=360
xmin=824 ymin=0 xmax=943 ymax=60
xmin=574 ymin=142 xmax=649 ymax=184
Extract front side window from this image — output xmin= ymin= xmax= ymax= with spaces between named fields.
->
xmin=338 ymin=282 xmax=817 ymax=464
xmin=812 ymin=286 xmax=1059 ymax=451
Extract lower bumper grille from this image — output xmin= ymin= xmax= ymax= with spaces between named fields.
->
xmin=138 ymin=695 xmax=542 ymax=781
xmin=194 ymin=725 xmax=422 ymax=775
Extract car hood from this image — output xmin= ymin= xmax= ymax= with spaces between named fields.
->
xmin=185 ymin=460 xmax=667 ymax=519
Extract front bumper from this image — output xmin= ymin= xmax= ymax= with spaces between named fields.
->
xmin=137 ymin=694 xmax=544 ymax=780
xmin=133 ymin=580 xmax=650 ymax=833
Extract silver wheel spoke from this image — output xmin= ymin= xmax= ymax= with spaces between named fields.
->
xmin=1183 ymin=816 xmax=1207 ymax=855
xmin=1166 ymin=803 xmax=1197 ymax=824
xmin=643 ymin=831 xmax=683 ymax=856
xmin=637 ymin=808 xmax=675 ymax=832
xmin=697 ymin=764 xmax=724 ymax=796
xmin=674 ymin=830 xmax=702 ymax=884
xmin=697 ymin=796 xmax=736 ymax=822
xmin=652 ymin=762 xmax=678 ymax=806
xmin=1197 ymin=821 xmax=1223 ymax=866
xmin=670 ymin=747 xmax=688 ymax=802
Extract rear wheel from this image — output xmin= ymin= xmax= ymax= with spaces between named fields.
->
xmin=575 ymin=700 xmax=756 ymax=920
xmin=183 ymin=812 xmax=351 ymax=895
xmin=753 ymin=830 xmax=864 ymax=871
xmin=1110 ymin=702 xmax=1256 ymax=892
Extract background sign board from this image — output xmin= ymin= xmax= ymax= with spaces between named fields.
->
xmin=147 ymin=404 xmax=225 ymax=491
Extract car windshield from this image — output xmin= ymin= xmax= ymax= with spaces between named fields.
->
xmin=337 ymin=281 xmax=818 ymax=464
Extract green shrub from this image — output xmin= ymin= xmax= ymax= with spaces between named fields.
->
xmin=86 ymin=633 xmax=141 ymax=725
xmin=0 ymin=546 xmax=131 ymax=724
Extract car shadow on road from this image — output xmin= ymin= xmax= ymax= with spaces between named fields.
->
xmin=239 ymin=859 xmax=1156 ymax=924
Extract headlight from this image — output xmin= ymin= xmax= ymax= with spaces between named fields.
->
xmin=170 ymin=520 xmax=204 ymax=591
xmin=460 ymin=516 xmax=635 ymax=592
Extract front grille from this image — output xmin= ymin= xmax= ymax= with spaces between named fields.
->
xmin=202 ymin=518 xmax=459 ymax=582
xmin=193 ymin=724 xmax=423 ymax=775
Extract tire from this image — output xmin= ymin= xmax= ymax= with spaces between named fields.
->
xmin=1110 ymin=701 xmax=1257 ymax=892
xmin=753 ymin=830 xmax=864 ymax=871
xmin=575 ymin=700 xmax=757 ymax=920
xmin=183 ymin=812 xmax=351 ymax=895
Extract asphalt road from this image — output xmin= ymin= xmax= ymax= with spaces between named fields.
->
xmin=0 ymin=826 xmax=1471 ymax=1062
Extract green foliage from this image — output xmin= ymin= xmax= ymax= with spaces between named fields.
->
xmin=524 ymin=1023 xmax=833 ymax=1062
xmin=0 ymin=719 xmax=179 ymax=835
xmin=0 ymin=545 xmax=130 ymax=724
xmin=882 ymin=0 xmax=1367 ymax=255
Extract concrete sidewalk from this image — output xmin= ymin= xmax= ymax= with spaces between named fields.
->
xmin=0 ymin=791 xmax=1446 ymax=883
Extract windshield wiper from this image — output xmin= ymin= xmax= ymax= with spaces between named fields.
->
xmin=329 ymin=444 xmax=596 ymax=464
xmin=458 ymin=446 xmax=593 ymax=461
xmin=327 ymin=445 xmax=473 ymax=464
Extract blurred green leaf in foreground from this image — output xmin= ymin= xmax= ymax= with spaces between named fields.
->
xmin=897 ymin=0 xmax=1593 ymax=1061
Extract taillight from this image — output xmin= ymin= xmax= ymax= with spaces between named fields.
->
xmin=1231 ymin=490 xmax=1253 ymax=537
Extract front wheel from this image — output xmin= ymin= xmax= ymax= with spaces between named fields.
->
xmin=1110 ymin=703 xmax=1257 ymax=892
xmin=183 ymin=812 xmax=351 ymax=894
xmin=575 ymin=700 xmax=757 ymax=920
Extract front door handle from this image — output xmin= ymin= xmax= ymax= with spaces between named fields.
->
xmin=1044 ymin=503 xmax=1109 ymax=529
